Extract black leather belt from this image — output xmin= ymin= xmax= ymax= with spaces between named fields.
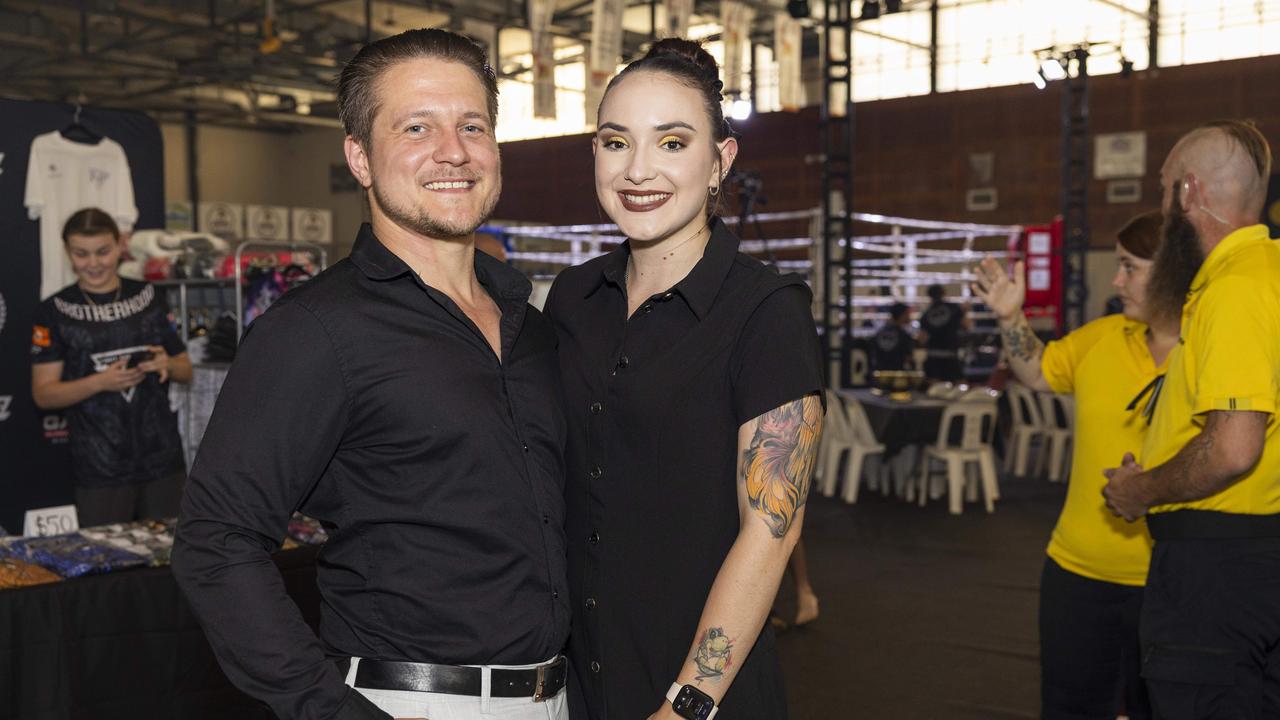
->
xmin=1148 ymin=510 xmax=1280 ymax=540
xmin=350 ymin=656 xmax=566 ymax=701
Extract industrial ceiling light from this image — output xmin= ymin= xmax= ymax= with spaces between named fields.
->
xmin=786 ymin=0 xmax=811 ymax=20
xmin=1031 ymin=66 xmax=1047 ymax=90
xmin=860 ymin=1 xmax=881 ymax=21
xmin=731 ymin=97 xmax=753 ymax=121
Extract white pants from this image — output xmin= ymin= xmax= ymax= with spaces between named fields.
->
xmin=345 ymin=657 xmax=569 ymax=720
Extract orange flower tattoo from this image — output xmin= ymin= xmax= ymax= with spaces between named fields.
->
xmin=742 ymin=394 xmax=823 ymax=538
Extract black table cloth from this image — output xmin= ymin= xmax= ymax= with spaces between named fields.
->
xmin=844 ymin=389 xmax=949 ymax=455
xmin=1 ymin=545 xmax=320 ymax=720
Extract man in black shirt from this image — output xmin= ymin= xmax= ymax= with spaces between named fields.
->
xmin=172 ymin=29 xmax=570 ymax=720
xmin=919 ymin=283 xmax=971 ymax=382
xmin=871 ymin=302 xmax=915 ymax=372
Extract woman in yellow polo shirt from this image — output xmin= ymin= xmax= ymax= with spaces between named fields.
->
xmin=973 ymin=210 xmax=1178 ymax=720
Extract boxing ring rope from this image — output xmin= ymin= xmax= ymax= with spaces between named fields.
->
xmin=484 ymin=209 xmax=1024 ymax=339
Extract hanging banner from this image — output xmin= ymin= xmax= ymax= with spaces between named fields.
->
xmin=720 ymin=1 xmax=755 ymax=97
xmin=246 ymin=205 xmax=290 ymax=241
xmin=665 ymin=0 xmax=695 ymax=38
xmin=527 ymin=0 xmax=557 ymax=119
xmin=291 ymin=207 xmax=333 ymax=245
xmin=198 ymin=201 xmax=244 ymax=240
xmin=586 ymin=0 xmax=626 ymax=127
xmin=774 ymin=12 xmax=804 ymax=111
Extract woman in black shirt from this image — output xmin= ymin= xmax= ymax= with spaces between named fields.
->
xmin=545 ymin=40 xmax=824 ymax=720
xmin=31 ymin=208 xmax=191 ymax=526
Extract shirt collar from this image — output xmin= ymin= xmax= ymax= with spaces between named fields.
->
xmin=349 ymin=223 xmax=532 ymax=302
xmin=349 ymin=223 xmax=411 ymax=280
xmin=1189 ymin=224 xmax=1271 ymax=295
xmin=586 ymin=217 xmax=740 ymax=320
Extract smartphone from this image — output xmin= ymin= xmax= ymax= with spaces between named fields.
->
xmin=126 ymin=350 xmax=155 ymax=368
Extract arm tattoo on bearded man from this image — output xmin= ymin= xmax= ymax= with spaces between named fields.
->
xmin=742 ymin=395 xmax=823 ymax=538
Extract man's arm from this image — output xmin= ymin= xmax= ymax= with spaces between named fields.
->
xmin=172 ymin=301 xmax=388 ymax=720
xmin=648 ymin=394 xmax=822 ymax=720
xmin=1103 ymin=410 xmax=1267 ymax=521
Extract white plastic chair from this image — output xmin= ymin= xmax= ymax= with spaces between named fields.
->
xmin=1004 ymin=382 xmax=1047 ymax=478
xmin=917 ymin=399 xmax=1000 ymax=514
xmin=815 ymin=389 xmax=855 ymax=497
xmin=1036 ymin=392 xmax=1074 ymax=482
xmin=839 ymin=395 xmax=888 ymax=504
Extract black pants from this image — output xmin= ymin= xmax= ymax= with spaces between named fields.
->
xmin=1141 ymin=537 xmax=1280 ymax=719
xmin=1040 ymin=557 xmax=1151 ymax=720
xmin=75 ymin=469 xmax=186 ymax=527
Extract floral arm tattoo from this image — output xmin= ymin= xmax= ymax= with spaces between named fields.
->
xmin=692 ymin=627 xmax=734 ymax=683
xmin=742 ymin=394 xmax=823 ymax=539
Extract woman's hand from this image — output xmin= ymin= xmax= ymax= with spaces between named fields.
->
xmin=971 ymin=257 xmax=1026 ymax=323
xmin=136 ymin=345 xmax=171 ymax=383
xmin=95 ymin=358 xmax=145 ymax=393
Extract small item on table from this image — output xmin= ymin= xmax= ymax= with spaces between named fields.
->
xmin=0 ymin=533 xmax=149 ymax=578
xmin=0 ymin=557 xmax=63 ymax=588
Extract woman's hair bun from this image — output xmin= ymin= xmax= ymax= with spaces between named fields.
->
xmin=644 ymin=38 xmax=721 ymax=85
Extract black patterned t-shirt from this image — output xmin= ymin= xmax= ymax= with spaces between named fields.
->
xmin=31 ymin=279 xmax=186 ymax=487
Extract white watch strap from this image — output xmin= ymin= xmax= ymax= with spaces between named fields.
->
xmin=666 ymin=682 xmax=719 ymax=720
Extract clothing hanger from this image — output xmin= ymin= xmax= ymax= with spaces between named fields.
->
xmin=60 ymin=102 xmax=102 ymax=144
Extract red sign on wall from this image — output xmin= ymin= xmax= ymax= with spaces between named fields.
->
xmin=1008 ymin=217 xmax=1063 ymax=330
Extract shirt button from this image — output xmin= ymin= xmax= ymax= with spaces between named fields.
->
xmin=589 ymin=532 xmax=600 ymax=544
xmin=617 ymin=355 xmax=630 ymax=369
xmin=642 ymin=304 xmax=653 ymax=314
xmin=522 ymin=444 xmax=530 ymax=453
xmin=553 ymin=590 xmax=559 ymax=599
xmin=590 ymin=661 xmax=601 ymax=673
xmin=662 ymin=292 xmax=674 ymax=300
xmin=542 ymin=514 xmax=550 ymax=524
xmin=590 ymin=402 xmax=603 ymax=414
xmin=589 ymin=466 xmax=602 ymax=479
xmin=585 ymin=597 xmax=597 ymax=610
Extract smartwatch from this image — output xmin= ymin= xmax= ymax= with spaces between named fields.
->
xmin=667 ymin=682 xmax=718 ymax=720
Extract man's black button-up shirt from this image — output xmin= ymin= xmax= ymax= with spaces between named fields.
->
xmin=173 ymin=224 xmax=570 ymax=720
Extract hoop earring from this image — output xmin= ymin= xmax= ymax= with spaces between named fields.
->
xmin=709 ymin=185 xmax=719 ymax=197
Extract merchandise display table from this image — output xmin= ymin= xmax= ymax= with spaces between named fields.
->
xmin=0 ymin=544 xmax=320 ymax=719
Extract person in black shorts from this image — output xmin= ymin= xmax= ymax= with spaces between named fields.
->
xmin=871 ymin=302 xmax=915 ymax=373
xmin=31 ymin=207 xmax=191 ymax=527
xmin=919 ymin=283 xmax=971 ymax=382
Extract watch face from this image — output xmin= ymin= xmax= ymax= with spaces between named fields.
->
xmin=674 ymin=685 xmax=715 ymax=720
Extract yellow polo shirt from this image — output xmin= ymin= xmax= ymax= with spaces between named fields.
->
xmin=1041 ymin=314 xmax=1162 ymax=586
xmin=1142 ymin=225 xmax=1280 ymax=515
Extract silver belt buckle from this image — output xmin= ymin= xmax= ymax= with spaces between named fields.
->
xmin=532 ymin=662 xmax=550 ymax=702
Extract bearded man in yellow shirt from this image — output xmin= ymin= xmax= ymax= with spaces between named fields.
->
xmin=1103 ymin=120 xmax=1280 ymax=719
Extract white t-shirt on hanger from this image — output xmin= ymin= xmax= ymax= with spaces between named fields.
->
xmin=24 ymin=131 xmax=139 ymax=299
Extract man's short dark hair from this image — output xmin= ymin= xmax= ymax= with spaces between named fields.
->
xmin=888 ymin=303 xmax=910 ymax=322
xmin=337 ymin=28 xmax=499 ymax=150
xmin=62 ymin=207 xmax=120 ymax=244
xmin=927 ymin=284 xmax=945 ymax=301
